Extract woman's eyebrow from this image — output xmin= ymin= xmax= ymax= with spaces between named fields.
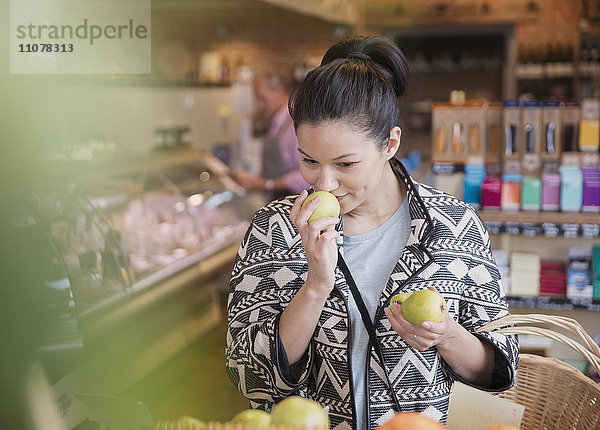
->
xmin=298 ymin=148 xmax=358 ymax=161
xmin=298 ymin=148 xmax=311 ymax=158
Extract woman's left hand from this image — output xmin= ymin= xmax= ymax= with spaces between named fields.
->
xmin=383 ymin=288 xmax=458 ymax=352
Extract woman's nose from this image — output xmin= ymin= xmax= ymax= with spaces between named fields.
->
xmin=316 ymin=168 xmax=338 ymax=192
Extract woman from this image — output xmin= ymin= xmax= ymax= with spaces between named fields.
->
xmin=226 ymin=35 xmax=518 ymax=429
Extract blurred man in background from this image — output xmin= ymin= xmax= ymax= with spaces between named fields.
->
xmin=233 ymin=72 xmax=308 ymax=199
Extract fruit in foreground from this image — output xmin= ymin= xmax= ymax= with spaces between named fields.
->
xmin=401 ymin=289 xmax=447 ymax=326
xmin=270 ymin=396 xmax=329 ymax=429
xmin=178 ymin=415 xmax=205 ymax=428
xmin=230 ymin=409 xmax=272 ymax=427
xmin=389 ymin=292 xmax=413 ymax=314
xmin=377 ymin=412 xmax=445 ymax=429
xmin=301 ymin=191 xmax=340 ymax=223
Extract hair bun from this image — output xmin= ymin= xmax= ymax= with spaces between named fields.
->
xmin=347 ymin=52 xmax=371 ymax=61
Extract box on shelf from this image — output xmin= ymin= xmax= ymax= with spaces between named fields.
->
xmin=540 ymin=260 xmax=567 ymax=297
xmin=432 ymin=103 xmax=454 ymax=162
xmin=433 ymin=162 xmax=465 ymax=200
xmin=481 ymin=164 xmax=502 ymax=210
xmin=450 ymin=105 xmax=467 ymax=161
xmin=567 ymin=247 xmax=593 ymax=300
xmin=463 ymin=162 xmax=486 ymax=209
xmin=501 ymin=171 xmax=522 ymax=212
xmin=510 ymin=252 xmax=541 ymax=296
xmin=578 ymin=98 xmax=600 ymax=152
xmin=581 ymin=166 xmax=600 ymax=213
xmin=465 ymin=101 xmax=486 ymax=160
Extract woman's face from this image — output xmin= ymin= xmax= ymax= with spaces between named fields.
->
xmin=296 ymin=122 xmax=400 ymax=215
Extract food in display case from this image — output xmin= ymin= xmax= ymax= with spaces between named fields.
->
xmin=30 ymin=151 xmax=254 ymax=318
xmin=29 ymin=188 xmax=133 ymax=313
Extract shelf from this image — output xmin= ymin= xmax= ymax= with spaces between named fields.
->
xmin=507 ymin=296 xmax=600 ymax=312
xmin=515 ymin=74 xmax=574 ymax=81
xmin=478 ymin=210 xmax=600 ymax=239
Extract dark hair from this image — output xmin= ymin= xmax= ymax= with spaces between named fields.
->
xmin=288 ymin=35 xmax=409 ymax=148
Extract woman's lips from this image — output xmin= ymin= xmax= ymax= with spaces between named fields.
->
xmin=334 ymin=194 xmax=347 ymax=202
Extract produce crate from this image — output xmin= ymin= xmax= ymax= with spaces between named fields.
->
xmin=477 ymin=314 xmax=600 ymax=430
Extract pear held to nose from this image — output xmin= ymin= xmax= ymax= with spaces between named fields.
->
xmin=301 ymin=191 xmax=341 ymax=223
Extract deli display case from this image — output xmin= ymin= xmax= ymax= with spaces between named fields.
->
xmin=10 ymin=148 xmax=258 ymax=429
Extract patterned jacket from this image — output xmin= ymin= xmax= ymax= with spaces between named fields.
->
xmin=226 ymin=159 xmax=519 ymax=429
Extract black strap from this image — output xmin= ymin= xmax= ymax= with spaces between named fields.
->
xmin=337 ymin=250 xmax=401 ymax=412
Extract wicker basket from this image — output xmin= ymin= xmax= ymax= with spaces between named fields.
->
xmin=476 ymin=313 xmax=600 ymax=430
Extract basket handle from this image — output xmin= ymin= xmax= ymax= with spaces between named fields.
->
xmin=476 ymin=313 xmax=600 ymax=376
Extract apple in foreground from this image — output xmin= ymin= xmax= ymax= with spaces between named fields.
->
xmin=230 ymin=409 xmax=272 ymax=428
xmin=301 ymin=191 xmax=341 ymax=224
xmin=270 ymin=396 xmax=329 ymax=429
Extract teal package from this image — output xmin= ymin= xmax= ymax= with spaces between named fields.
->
xmin=559 ymin=166 xmax=583 ymax=212
xmin=521 ymin=176 xmax=541 ymax=211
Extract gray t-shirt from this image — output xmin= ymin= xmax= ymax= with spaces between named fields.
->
xmin=342 ymin=199 xmax=411 ymax=429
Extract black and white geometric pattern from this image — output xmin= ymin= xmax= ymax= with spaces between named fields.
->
xmin=226 ymin=159 xmax=519 ymax=429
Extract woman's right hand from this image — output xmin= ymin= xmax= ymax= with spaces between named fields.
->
xmin=290 ymin=190 xmax=340 ymax=295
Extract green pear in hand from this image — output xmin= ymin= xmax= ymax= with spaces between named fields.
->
xmin=398 ymin=289 xmax=447 ymax=326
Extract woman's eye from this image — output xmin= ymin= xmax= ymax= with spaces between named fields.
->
xmin=338 ymin=162 xmax=355 ymax=168
xmin=302 ymin=158 xmax=318 ymax=165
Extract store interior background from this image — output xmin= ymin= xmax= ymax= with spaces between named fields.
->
xmin=1 ymin=0 xmax=599 ymax=428
xmin=22 ymin=0 xmax=582 ymax=154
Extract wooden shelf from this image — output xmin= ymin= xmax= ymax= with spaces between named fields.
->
xmin=478 ymin=210 xmax=600 ymax=238
xmin=507 ymin=296 xmax=600 ymax=312
xmin=479 ymin=210 xmax=600 ymax=225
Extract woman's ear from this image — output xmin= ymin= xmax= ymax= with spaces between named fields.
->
xmin=384 ymin=126 xmax=402 ymax=159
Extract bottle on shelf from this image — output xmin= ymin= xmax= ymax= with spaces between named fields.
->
xmin=581 ymin=166 xmax=600 ymax=212
xmin=559 ymin=163 xmax=583 ymax=213
xmin=562 ymin=44 xmax=575 ymax=78
xmin=589 ymin=43 xmax=600 ymax=80
xmin=580 ymin=40 xmax=592 ymax=77
xmin=541 ymin=161 xmax=561 ymax=212
xmin=530 ymin=43 xmax=545 ymax=80
xmin=516 ymin=45 xmax=529 ymax=79
xmin=544 ymin=42 xmax=558 ymax=79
